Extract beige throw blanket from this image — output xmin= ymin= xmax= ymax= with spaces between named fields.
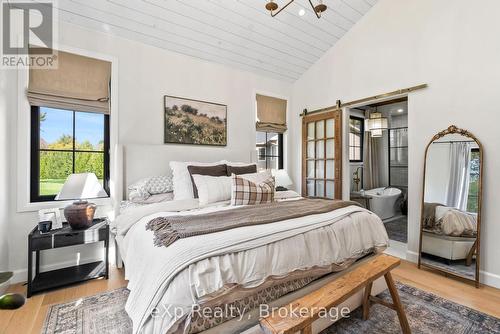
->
xmin=146 ymin=199 xmax=361 ymax=247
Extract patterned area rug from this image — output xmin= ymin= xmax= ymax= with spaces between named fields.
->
xmin=421 ymin=253 xmax=476 ymax=279
xmin=42 ymin=288 xmax=132 ymax=334
xmin=383 ymin=216 xmax=408 ymax=243
xmin=42 ymin=283 xmax=500 ymax=334
xmin=322 ymin=283 xmax=500 ymax=334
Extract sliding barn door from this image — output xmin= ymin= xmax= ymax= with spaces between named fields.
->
xmin=302 ymin=109 xmax=342 ymax=199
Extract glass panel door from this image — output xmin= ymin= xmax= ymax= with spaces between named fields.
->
xmin=302 ymin=110 xmax=342 ymax=199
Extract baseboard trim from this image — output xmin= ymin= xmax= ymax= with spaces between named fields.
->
xmin=480 ymin=270 xmax=500 ymax=289
xmin=405 ymin=250 xmax=419 ymax=263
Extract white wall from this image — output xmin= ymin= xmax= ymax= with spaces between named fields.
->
xmin=6 ymin=21 xmax=292 ymax=281
xmin=0 ymin=69 xmax=11 ymax=272
xmin=290 ymin=0 xmax=500 ymax=287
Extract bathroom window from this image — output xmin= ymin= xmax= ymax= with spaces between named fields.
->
xmin=349 ymin=116 xmax=364 ymax=162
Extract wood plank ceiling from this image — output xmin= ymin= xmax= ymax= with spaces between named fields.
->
xmin=43 ymin=0 xmax=378 ymax=82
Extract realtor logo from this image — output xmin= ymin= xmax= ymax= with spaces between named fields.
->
xmin=1 ymin=1 xmax=58 ymax=68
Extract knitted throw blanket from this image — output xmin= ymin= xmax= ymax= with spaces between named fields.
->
xmin=146 ymin=199 xmax=361 ymax=247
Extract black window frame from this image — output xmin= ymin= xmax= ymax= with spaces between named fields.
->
xmin=256 ymin=131 xmax=284 ymax=170
xmin=349 ymin=116 xmax=364 ymax=163
xmin=30 ymin=106 xmax=110 ymax=202
xmin=467 ymin=148 xmax=480 ymax=213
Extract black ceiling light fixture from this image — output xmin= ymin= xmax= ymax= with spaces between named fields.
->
xmin=265 ymin=0 xmax=327 ymax=19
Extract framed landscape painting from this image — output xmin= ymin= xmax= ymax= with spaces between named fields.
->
xmin=164 ymin=95 xmax=227 ymax=146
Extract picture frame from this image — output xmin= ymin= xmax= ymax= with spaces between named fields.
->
xmin=38 ymin=208 xmax=63 ymax=230
xmin=164 ymin=95 xmax=227 ymax=146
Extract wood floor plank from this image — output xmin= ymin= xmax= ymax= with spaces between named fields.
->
xmin=2 ymin=293 xmax=44 ymax=334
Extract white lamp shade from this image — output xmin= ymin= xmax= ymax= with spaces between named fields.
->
xmin=272 ymin=169 xmax=293 ymax=188
xmin=55 ymin=173 xmax=108 ymax=201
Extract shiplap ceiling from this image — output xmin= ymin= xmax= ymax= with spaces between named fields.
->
xmin=46 ymin=0 xmax=378 ymax=82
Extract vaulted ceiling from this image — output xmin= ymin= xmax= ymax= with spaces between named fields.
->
xmin=52 ymin=0 xmax=378 ymax=82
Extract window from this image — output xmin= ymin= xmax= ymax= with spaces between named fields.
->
xmin=31 ymin=106 xmax=110 ymax=202
xmin=255 ymin=132 xmax=283 ymax=171
xmin=467 ymin=148 xmax=480 ymax=213
xmin=349 ymin=116 xmax=364 ymax=162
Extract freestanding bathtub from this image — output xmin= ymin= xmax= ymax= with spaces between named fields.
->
xmin=364 ymin=187 xmax=402 ymax=220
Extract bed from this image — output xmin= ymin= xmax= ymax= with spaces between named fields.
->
xmin=111 ymin=145 xmax=390 ymax=334
xmin=421 ymin=202 xmax=477 ymax=261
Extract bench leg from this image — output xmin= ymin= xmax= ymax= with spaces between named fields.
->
xmin=362 ymin=282 xmax=373 ymax=320
xmin=384 ymin=272 xmax=411 ymax=334
xmin=301 ymin=325 xmax=312 ymax=334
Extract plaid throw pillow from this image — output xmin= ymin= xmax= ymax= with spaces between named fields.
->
xmin=231 ymin=173 xmax=275 ymax=205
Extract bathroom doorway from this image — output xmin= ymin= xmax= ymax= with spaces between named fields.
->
xmin=348 ymin=97 xmax=408 ymax=244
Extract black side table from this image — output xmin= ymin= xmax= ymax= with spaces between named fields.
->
xmin=27 ymin=218 xmax=109 ymax=297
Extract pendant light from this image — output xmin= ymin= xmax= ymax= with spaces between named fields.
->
xmin=365 ymin=110 xmax=388 ymax=138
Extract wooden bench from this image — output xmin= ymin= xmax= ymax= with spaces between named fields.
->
xmin=260 ymin=254 xmax=411 ymax=334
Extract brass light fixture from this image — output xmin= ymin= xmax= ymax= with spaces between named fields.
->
xmin=265 ymin=0 xmax=327 ymax=19
xmin=364 ymin=111 xmax=388 ymax=138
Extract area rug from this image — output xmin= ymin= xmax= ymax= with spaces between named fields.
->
xmin=384 ymin=216 xmax=408 ymax=243
xmin=421 ymin=253 xmax=476 ymax=279
xmin=322 ymin=283 xmax=500 ymax=334
xmin=42 ymin=283 xmax=500 ymax=334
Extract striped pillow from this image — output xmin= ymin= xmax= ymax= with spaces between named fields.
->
xmin=230 ymin=173 xmax=275 ymax=205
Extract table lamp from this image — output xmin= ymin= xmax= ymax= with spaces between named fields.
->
xmin=272 ymin=169 xmax=293 ymax=191
xmin=55 ymin=173 xmax=108 ymax=229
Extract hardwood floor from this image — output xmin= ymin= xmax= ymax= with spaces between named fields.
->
xmin=1 ymin=261 xmax=499 ymax=334
xmin=0 ymin=266 xmax=127 ymax=334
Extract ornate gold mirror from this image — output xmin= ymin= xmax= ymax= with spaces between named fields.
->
xmin=418 ymin=125 xmax=483 ymax=287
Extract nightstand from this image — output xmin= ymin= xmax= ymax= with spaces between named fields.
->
xmin=27 ymin=218 xmax=109 ymax=297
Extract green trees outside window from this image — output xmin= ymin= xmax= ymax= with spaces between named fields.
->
xmin=31 ymin=107 xmax=109 ymax=202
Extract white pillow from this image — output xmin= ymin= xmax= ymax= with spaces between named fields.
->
xmin=192 ymin=174 xmax=232 ymax=206
xmin=225 ymin=161 xmax=255 ymax=167
xmin=127 ymin=175 xmax=173 ymax=202
xmin=128 ymin=179 xmax=151 ymax=202
xmin=170 ymin=161 xmax=225 ymax=200
xmin=237 ymin=170 xmax=273 ymax=184
xmin=145 ymin=175 xmax=173 ymax=194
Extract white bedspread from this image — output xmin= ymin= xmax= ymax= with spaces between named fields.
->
xmin=113 ymin=201 xmax=389 ymax=334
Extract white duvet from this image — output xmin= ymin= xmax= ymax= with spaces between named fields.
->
xmin=111 ymin=198 xmax=389 ymax=334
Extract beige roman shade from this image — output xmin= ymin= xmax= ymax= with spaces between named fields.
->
xmin=28 ymin=50 xmax=111 ymax=114
xmin=256 ymin=94 xmax=287 ymax=133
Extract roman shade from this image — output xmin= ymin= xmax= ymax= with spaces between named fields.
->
xmin=28 ymin=50 xmax=111 ymax=114
xmin=256 ymin=94 xmax=287 ymax=133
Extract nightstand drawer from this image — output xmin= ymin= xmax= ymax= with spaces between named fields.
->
xmin=54 ymin=228 xmax=107 ymax=248
xmin=31 ymin=236 xmax=53 ymax=250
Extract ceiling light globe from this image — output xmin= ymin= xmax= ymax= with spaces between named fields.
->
xmin=315 ymin=3 xmax=327 ymax=14
xmin=265 ymin=1 xmax=278 ymax=12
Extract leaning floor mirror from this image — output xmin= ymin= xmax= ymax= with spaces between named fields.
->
xmin=418 ymin=125 xmax=483 ymax=287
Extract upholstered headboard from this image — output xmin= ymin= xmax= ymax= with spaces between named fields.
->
xmin=120 ymin=144 xmax=253 ymax=199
